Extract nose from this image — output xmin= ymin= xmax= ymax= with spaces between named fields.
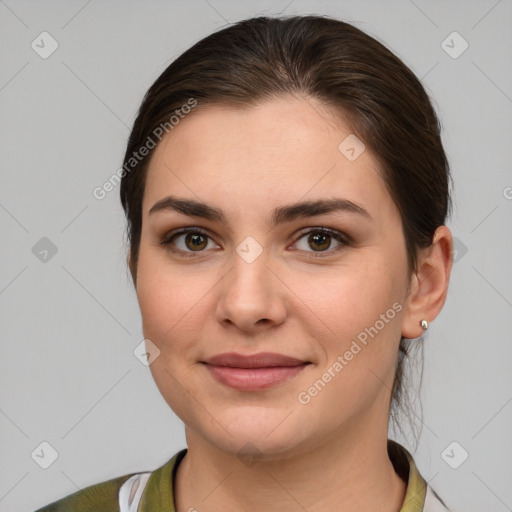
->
xmin=215 ymin=249 xmax=287 ymax=334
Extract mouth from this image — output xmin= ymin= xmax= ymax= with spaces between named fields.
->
xmin=200 ymin=352 xmax=311 ymax=391
xmin=202 ymin=351 xmax=310 ymax=368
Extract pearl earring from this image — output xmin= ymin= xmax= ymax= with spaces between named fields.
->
xmin=420 ymin=319 xmax=429 ymax=330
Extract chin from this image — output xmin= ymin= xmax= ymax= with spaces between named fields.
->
xmin=199 ymin=414 xmax=311 ymax=461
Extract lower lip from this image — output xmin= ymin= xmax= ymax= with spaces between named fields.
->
xmin=203 ymin=364 xmax=309 ymax=390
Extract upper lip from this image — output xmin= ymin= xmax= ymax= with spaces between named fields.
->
xmin=202 ymin=352 xmax=309 ymax=368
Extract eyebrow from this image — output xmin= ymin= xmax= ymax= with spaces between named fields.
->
xmin=148 ymin=195 xmax=372 ymax=226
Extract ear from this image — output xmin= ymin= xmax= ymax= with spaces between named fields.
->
xmin=401 ymin=225 xmax=453 ymax=339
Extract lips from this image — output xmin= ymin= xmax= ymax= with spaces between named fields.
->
xmin=202 ymin=352 xmax=309 ymax=368
xmin=201 ymin=352 xmax=311 ymax=391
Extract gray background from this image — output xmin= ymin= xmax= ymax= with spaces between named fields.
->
xmin=1 ymin=1 xmax=511 ymax=511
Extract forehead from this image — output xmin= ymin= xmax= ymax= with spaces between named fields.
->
xmin=142 ymin=95 xmax=394 ymax=223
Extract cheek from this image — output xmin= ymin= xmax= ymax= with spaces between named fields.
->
xmin=134 ymin=248 xmax=213 ymax=413
xmin=135 ymin=246 xmax=217 ymax=352
xmin=297 ymin=255 xmax=406 ymax=382
xmin=299 ymin=260 xmax=404 ymax=339
xmin=301 ymin=267 xmax=405 ymax=410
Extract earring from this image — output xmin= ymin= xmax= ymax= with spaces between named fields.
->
xmin=420 ymin=319 xmax=429 ymax=330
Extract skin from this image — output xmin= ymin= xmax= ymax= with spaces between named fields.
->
xmin=130 ymin=94 xmax=453 ymax=512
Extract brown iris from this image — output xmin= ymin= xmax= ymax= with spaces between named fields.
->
xmin=185 ymin=232 xmax=208 ymax=251
xmin=308 ymin=231 xmax=331 ymax=251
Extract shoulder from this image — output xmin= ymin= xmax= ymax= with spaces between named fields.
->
xmin=33 ymin=450 xmax=186 ymax=512
xmin=34 ymin=471 xmax=137 ymax=512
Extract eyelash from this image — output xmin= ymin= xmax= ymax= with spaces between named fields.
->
xmin=158 ymin=227 xmax=350 ymax=260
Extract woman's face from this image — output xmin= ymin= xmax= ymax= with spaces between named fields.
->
xmin=134 ymin=95 xmax=412 ymax=458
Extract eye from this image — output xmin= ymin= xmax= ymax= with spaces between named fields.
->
xmin=291 ymin=227 xmax=348 ymax=258
xmin=158 ymin=228 xmax=219 ymax=258
xmin=158 ymin=226 xmax=349 ymax=260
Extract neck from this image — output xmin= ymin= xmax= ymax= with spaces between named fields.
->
xmin=174 ymin=425 xmax=407 ymax=512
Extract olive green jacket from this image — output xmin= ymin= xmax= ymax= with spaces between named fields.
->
xmin=34 ymin=440 xmax=450 ymax=511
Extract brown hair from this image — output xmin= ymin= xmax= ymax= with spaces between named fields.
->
xmin=120 ymin=14 xmax=452 ymax=443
